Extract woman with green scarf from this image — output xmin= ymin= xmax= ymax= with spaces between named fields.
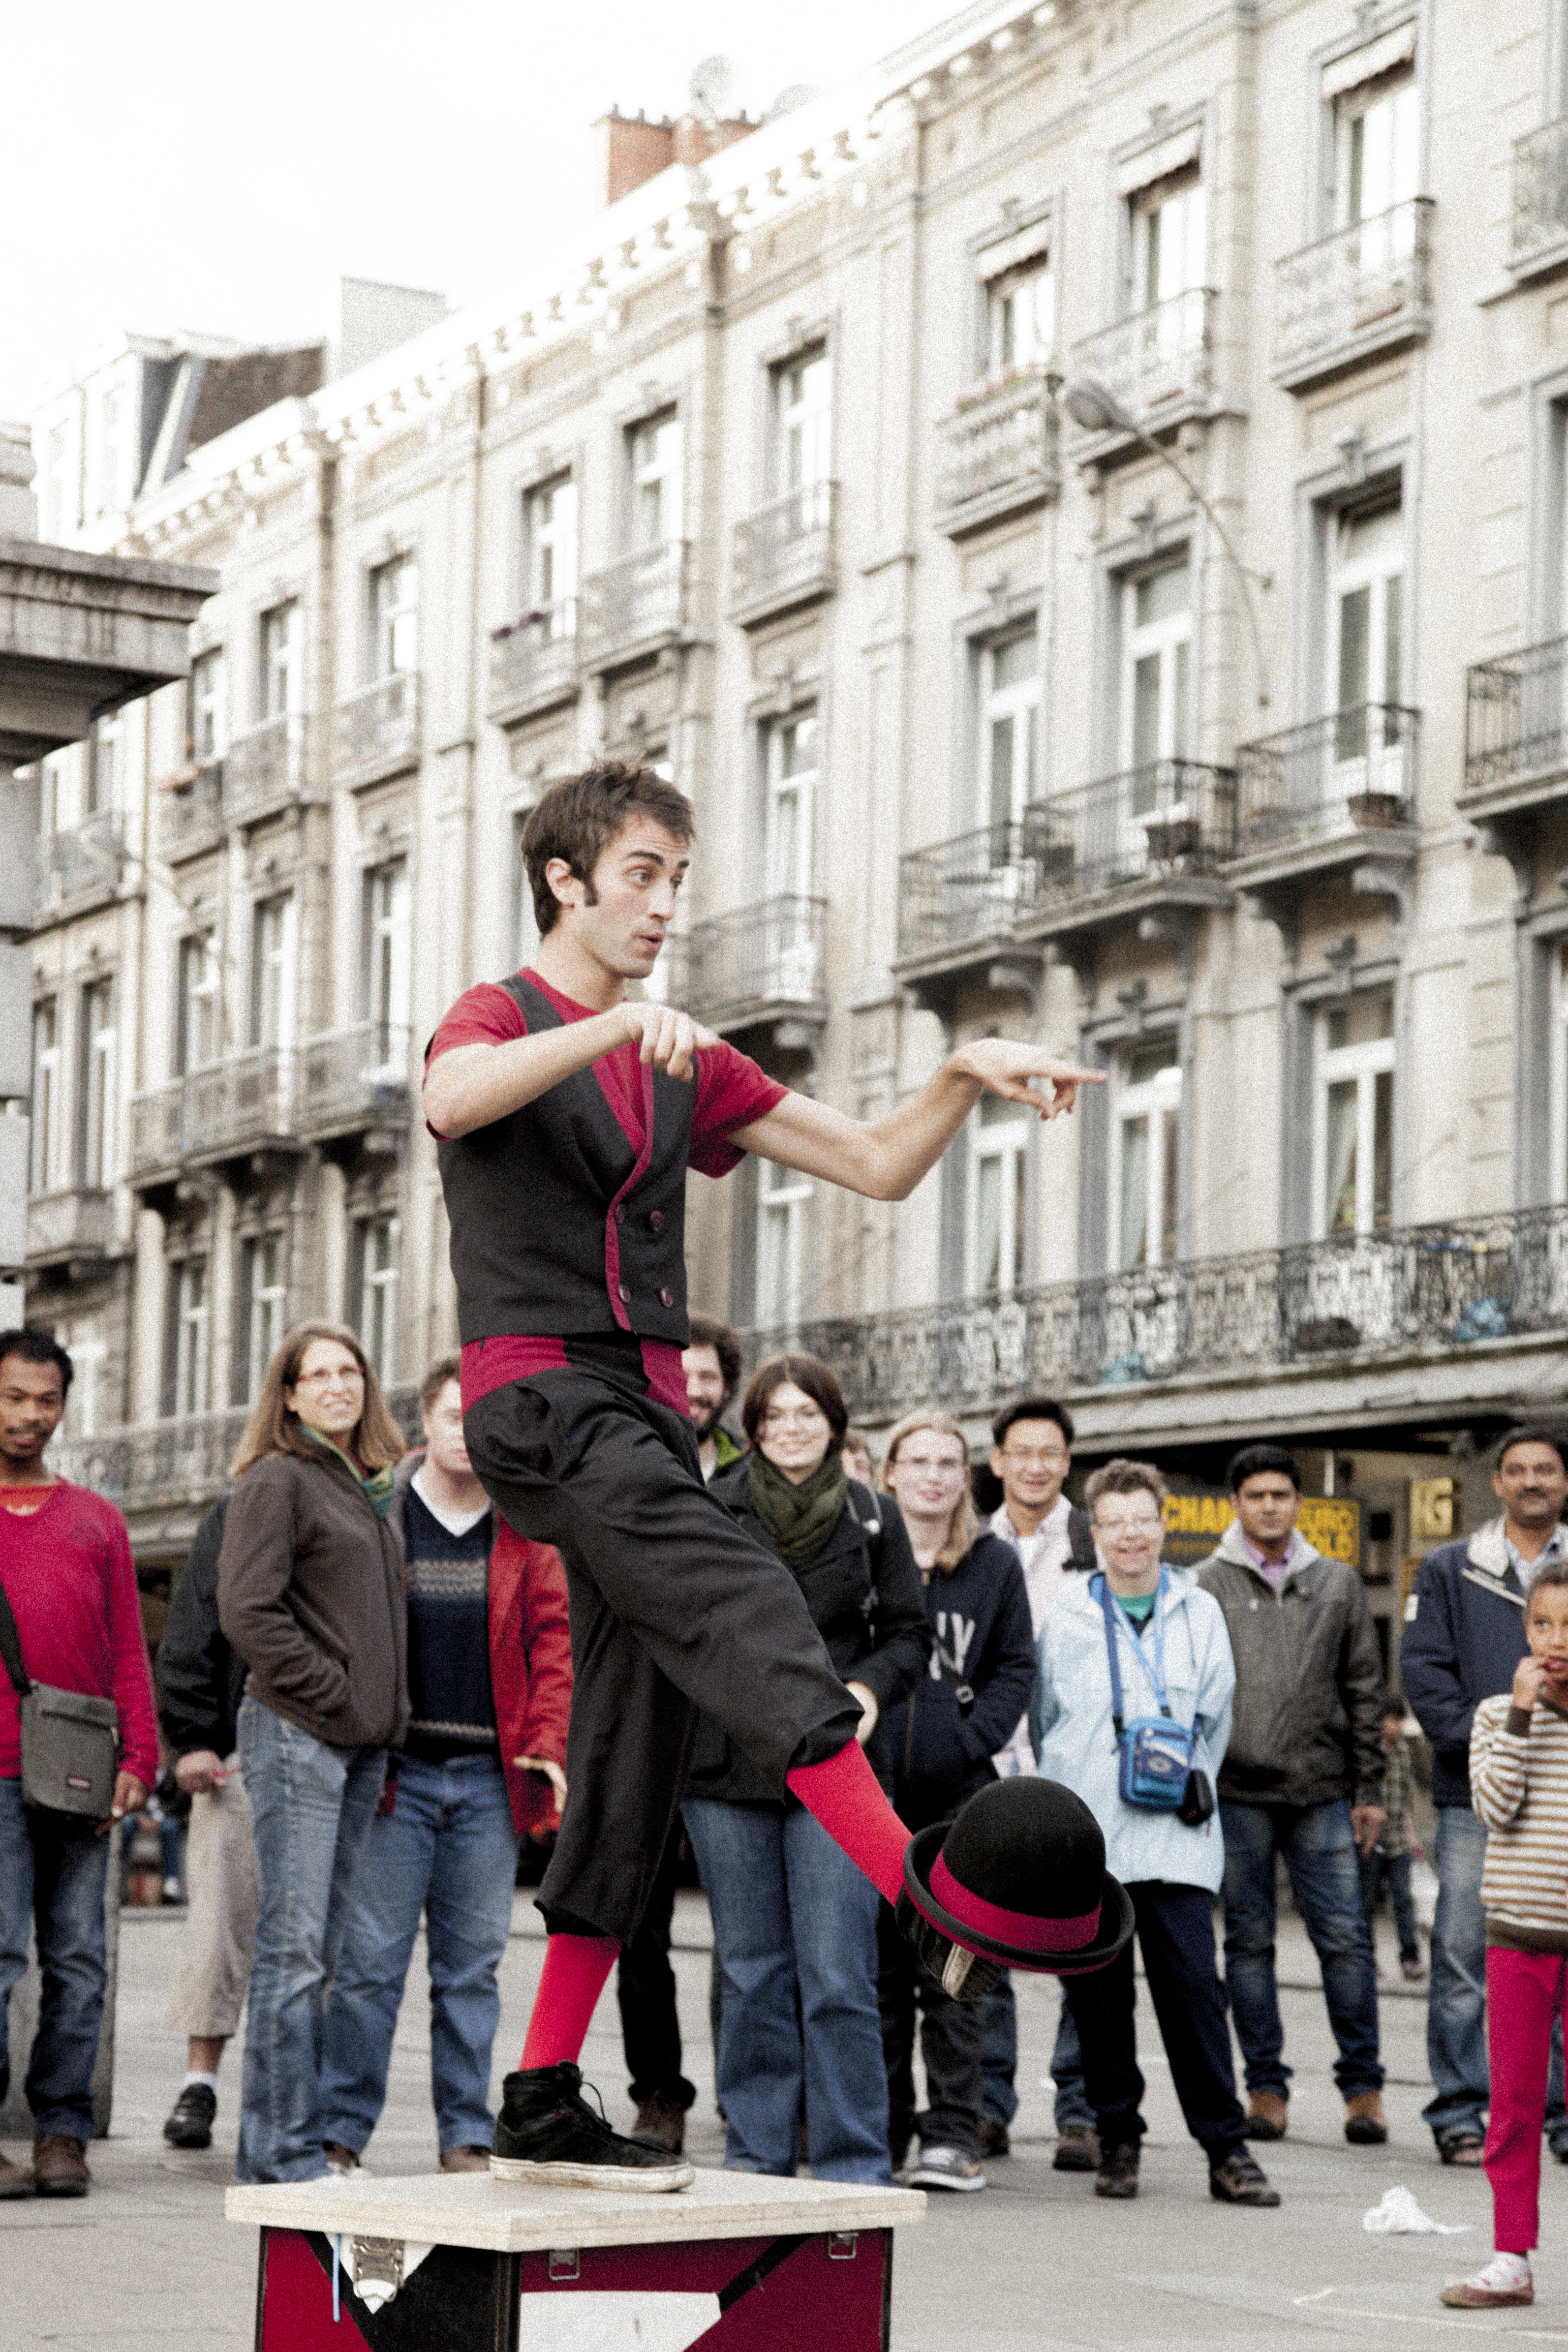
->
xmin=682 ymin=1353 xmax=928 ymax=2183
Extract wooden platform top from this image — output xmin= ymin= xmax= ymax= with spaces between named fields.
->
xmin=226 ymin=2166 xmax=925 ymax=2253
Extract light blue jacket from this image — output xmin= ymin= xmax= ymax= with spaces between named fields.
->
xmin=1030 ymin=1568 xmax=1235 ymax=1894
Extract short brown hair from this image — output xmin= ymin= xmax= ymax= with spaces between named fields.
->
xmin=741 ymin=1353 xmax=848 ymax=1448
xmin=230 ymin=1322 xmax=406 ymax=1479
xmin=1083 ymin=1458 xmax=1168 ymax=1516
xmin=879 ymin=1409 xmax=978 ymax=1572
xmin=419 ymin=1354 xmax=461 ymax=1415
xmin=687 ymin=1314 xmax=742 ymax=1402
xmin=521 ymin=761 xmax=695 ymax=936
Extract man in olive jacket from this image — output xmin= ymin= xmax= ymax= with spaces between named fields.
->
xmin=1196 ymin=1444 xmax=1386 ymax=2149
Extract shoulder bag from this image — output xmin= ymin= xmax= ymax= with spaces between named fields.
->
xmin=1097 ymin=1569 xmax=1196 ymax=1812
xmin=0 ymin=1578 xmax=120 ymax=1821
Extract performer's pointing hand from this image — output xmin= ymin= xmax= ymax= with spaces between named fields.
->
xmin=950 ymin=1037 xmax=1105 ymax=1119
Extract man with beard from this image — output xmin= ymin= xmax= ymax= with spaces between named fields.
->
xmin=684 ymin=1317 xmax=744 ymax=1485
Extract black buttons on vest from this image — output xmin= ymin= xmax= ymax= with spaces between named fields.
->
xmin=618 ymin=1283 xmax=631 ymax=1302
xmin=649 ymin=1210 xmax=665 ymax=1230
xmin=659 ymin=1287 xmax=675 ymax=1308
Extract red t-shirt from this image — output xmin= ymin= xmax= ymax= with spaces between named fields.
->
xmin=0 ymin=1481 xmax=159 ymax=1786
xmin=428 ymin=969 xmax=787 ymax=1414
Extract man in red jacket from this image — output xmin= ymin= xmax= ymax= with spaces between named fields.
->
xmin=319 ymin=1357 xmax=571 ymax=2170
xmin=0 ymin=1328 xmax=158 ymax=2199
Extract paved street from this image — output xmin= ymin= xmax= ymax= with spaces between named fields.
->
xmin=0 ymin=1892 xmax=1555 ymax=2349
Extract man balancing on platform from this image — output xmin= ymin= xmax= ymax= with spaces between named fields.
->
xmin=424 ymin=761 xmax=1124 ymax=2192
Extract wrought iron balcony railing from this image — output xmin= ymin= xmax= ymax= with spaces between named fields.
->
xmin=896 ymin=820 xmax=1047 ymax=967
xmin=1512 ymin=117 xmax=1568 ymax=275
xmin=733 ymin=482 xmax=836 ymax=622
xmin=27 ymin=1187 xmax=113 ymax=1267
xmin=1464 ymin=633 xmax=1568 ymax=801
xmin=1015 ymin=763 xmax=1237 ymax=923
xmin=38 ymin=811 xmax=125 ymax=914
xmin=487 ymin=605 xmax=578 ymax=723
xmin=298 ymin=1022 xmax=411 ymax=1137
xmin=1273 ymin=198 xmax=1435 ymax=391
xmin=157 ymin=762 xmax=225 ymax=860
xmin=749 ymin=1205 xmax=1568 ymax=1423
xmin=1068 ymin=289 xmax=1216 ymax=433
xmin=129 ymin=1047 xmax=296 ymax=1181
xmin=578 ymin=543 xmax=686 ymax=670
xmin=54 ymin=1383 xmax=420 ymax=1514
xmin=935 ymin=367 xmax=1060 ymax=534
xmin=332 ymin=672 xmax=420 ymax=785
xmin=225 ymin=714 xmax=314 ymax=825
xmin=1231 ymin=704 xmax=1419 ymax=861
xmin=684 ymin=897 xmax=828 ymax=1030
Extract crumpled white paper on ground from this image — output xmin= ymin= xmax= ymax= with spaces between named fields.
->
xmin=1363 ymin=2185 xmax=1470 ymax=2235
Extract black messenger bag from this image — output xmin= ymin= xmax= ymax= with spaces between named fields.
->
xmin=0 ymin=1581 xmax=119 ymax=1821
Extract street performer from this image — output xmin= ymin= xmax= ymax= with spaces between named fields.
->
xmin=424 ymin=761 xmax=1103 ymax=2190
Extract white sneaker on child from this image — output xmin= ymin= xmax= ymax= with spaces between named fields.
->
xmin=1440 ymin=2253 xmax=1533 ymax=2308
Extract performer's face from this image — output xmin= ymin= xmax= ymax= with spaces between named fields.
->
xmin=561 ymin=817 xmax=690 ymax=981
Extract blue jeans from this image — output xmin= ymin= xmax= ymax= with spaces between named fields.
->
xmin=320 ymin=1752 xmax=519 ymax=2156
xmin=1220 ymin=1798 xmax=1383 ymax=2099
xmin=1358 ymin=1845 xmax=1419 ymax=1963
xmin=0 ymin=1778 xmax=109 ymax=2139
xmin=234 ymin=1697 xmax=386 ymax=2183
xmin=683 ymin=1798 xmax=891 ymax=2183
xmin=981 ymin=1973 xmax=1094 ymax=2131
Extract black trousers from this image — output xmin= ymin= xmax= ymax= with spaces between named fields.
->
xmin=1064 ymin=1881 xmax=1247 ymax=2164
xmin=464 ymin=1370 xmax=861 ymax=1945
xmin=617 ymin=1820 xmax=694 ymax=2108
xmin=877 ymin=1898 xmax=984 ymax=2161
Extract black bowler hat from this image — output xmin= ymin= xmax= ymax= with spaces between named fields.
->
xmin=903 ymin=1777 xmax=1135 ymax=1977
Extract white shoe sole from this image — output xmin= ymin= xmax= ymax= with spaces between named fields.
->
xmin=907 ymin=2169 xmax=985 ymax=2192
xmin=489 ymin=2154 xmax=695 ymax=2192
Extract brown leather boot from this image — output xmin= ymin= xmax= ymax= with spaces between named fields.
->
xmin=1344 ymin=2089 xmax=1388 ymax=2145
xmin=1244 ymin=2092 xmax=1288 ymax=2141
xmin=0 ymin=2152 xmax=33 ymax=2199
xmin=33 ymin=2136 xmax=89 ymax=2197
xmin=630 ymin=2090 xmax=686 ymax=2155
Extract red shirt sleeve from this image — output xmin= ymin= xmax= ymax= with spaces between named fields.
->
xmin=688 ymin=1041 xmax=789 ymax=1177
xmin=424 ymin=983 xmax=528 ymax=1138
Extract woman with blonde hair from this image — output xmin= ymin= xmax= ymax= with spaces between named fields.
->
xmin=217 ymin=1322 xmax=408 ymax=2184
xmin=875 ymin=1410 xmax=1035 ymax=2191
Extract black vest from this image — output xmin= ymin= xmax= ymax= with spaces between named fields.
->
xmin=437 ymin=975 xmax=692 ymax=1346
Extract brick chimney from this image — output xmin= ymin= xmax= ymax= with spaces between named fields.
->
xmin=594 ymin=103 xmax=755 ymax=209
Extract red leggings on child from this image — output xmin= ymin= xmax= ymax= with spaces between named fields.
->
xmin=1484 ymin=1945 xmax=1568 ymax=2253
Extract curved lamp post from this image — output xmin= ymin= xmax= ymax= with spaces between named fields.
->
xmin=1062 ymin=376 xmax=1271 ymax=712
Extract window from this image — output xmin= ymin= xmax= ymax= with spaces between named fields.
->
xmin=757 ymin=1160 xmax=811 ymax=1332
xmin=1123 ymin=557 xmax=1192 ymax=785
xmin=1329 ymin=496 xmax=1404 ymax=782
xmin=1315 ymin=991 xmax=1394 ymax=1238
xmin=1113 ymin=1039 xmax=1181 ymax=1271
xmin=985 ymin=256 xmax=1054 ymax=374
xmin=525 ymin=476 xmax=578 ymax=633
xmin=259 ymin=600 xmax=301 ymax=721
xmin=979 ymin=629 xmax=1039 ymax=831
xmin=166 ymin=1256 xmax=210 ymax=1419
xmin=249 ymin=894 xmax=297 ymax=1051
xmin=361 ymin=860 xmax=411 ymax=1056
xmin=176 ymin=933 xmax=221 ymax=1075
xmin=76 ymin=977 xmax=116 ymax=1189
xmin=764 ymin=711 xmax=818 ymax=901
xmin=628 ymin=413 xmax=682 ymax=550
xmin=773 ymin=349 xmax=832 ymax=502
xmin=350 ymin=1214 xmax=400 ymax=1385
xmin=189 ymin=648 xmax=226 ymax=763
xmin=30 ymin=1000 xmax=59 ymax=1193
xmin=85 ymin=711 xmax=123 ymax=817
xmin=1131 ymin=171 xmax=1206 ymax=310
xmin=369 ymin=555 xmax=418 ymax=678
xmin=968 ymin=1094 xmax=1029 ymax=1298
xmin=65 ymin=1317 xmax=106 ymax=1440
xmin=1336 ymin=71 xmax=1419 ymax=229
xmin=237 ymin=1233 xmax=287 ymax=1406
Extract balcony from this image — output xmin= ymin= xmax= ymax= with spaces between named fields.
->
xmin=732 ymin=483 xmax=837 ymax=627
xmin=1228 ymin=705 xmax=1419 ymax=903
xmin=26 ymin=1187 xmax=114 ymax=1270
xmin=754 ymin=1204 xmax=1568 ymax=1432
xmin=1462 ymin=633 xmax=1568 ymax=837
xmin=934 ymin=367 xmax=1061 ymax=537
xmin=1273 ymin=198 xmax=1434 ymax=393
xmin=1012 ymin=763 xmax=1237 ymax=950
xmin=578 ymin=543 xmax=686 ymax=674
xmin=129 ymin=1047 xmax=296 ymax=1185
xmin=682 ymin=897 xmax=827 ymax=1042
xmin=157 ymin=762 xmax=225 ymax=861
xmin=298 ymin=1022 xmax=411 ymax=1142
xmin=1066 ymin=289 xmax=1217 ymax=454
xmin=36 ymin=811 xmax=125 ymax=916
xmin=894 ymin=820 xmax=1051 ymax=1009
xmin=1511 ymin=118 xmax=1568 ymax=283
xmin=332 ymin=672 xmax=420 ymax=788
xmin=224 ymin=713 xmax=315 ymax=826
xmin=487 ymin=605 xmax=579 ymax=726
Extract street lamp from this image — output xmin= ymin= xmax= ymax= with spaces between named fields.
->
xmin=1062 ymin=376 xmax=1271 ymax=712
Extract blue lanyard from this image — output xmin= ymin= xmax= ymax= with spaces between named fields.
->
xmin=1095 ymin=1568 xmax=1170 ymax=1730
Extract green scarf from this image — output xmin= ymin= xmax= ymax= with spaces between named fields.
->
xmin=304 ymin=1427 xmax=398 ymax=1521
xmin=746 ymin=1447 xmax=846 ymax=1569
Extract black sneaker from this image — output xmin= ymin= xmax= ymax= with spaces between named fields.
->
xmin=894 ymin=1893 xmax=1003 ymax=2003
xmin=1209 ymin=2146 xmax=1281 ymax=2207
xmin=491 ymin=2065 xmax=694 ymax=2191
xmin=162 ymin=2083 xmax=216 ymax=2150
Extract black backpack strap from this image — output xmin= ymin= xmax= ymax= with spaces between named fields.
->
xmin=844 ymin=1478 xmax=883 ymax=1618
xmin=0 ymin=1579 xmax=31 ymax=1701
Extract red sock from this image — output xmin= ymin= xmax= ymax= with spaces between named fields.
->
xmin=520 ymin=1932 xmax=619 ymax=2070
xmin=787 ymin=1737 xmax=912 ymax=1906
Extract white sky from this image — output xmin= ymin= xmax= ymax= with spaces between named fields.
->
xmin=2 ymin=0 xmax=945 ymax=420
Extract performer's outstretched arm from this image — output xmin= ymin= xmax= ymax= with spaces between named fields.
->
xmin=424 ymin=1001 xmax=717 ymax=1139
xmin=728 ymin=1037 xmax=1103 ymax=1202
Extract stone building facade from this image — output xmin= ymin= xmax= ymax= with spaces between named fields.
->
xmin=27 ymin=0 xmax=1568 ymax=1671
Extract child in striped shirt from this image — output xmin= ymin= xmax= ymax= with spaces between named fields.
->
xmin=1442 ymin=1556 xmax=1568 ymax=2311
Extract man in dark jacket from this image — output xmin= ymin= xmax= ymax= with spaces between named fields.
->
xmin=1402 ymin=1427 xmax=1568 ymax=2161
xmin=1196 ymin=1444 xmax=1386 ymax=2148
xmin=155 ymin=1493 xmax=255 ymax=2155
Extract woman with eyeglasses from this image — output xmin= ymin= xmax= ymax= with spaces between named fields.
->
xmin=682 ymin=1353 xmax=928 ymax=2183
xmin=217 ymin=1322 xmax=408 ymax=2183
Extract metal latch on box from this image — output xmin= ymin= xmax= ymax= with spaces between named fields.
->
xmin=827 ymin=2232 xmax=858 ymax=2260
xmin=332 ymin=2233 xmax=435 ymax=2314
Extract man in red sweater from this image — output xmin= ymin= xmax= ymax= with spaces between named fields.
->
xmin=0 ymin=1330 xmax=158 ymax=2198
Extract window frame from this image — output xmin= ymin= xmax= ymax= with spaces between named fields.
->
xmin=368 ymin=553 xmax=419 ymax=682
xmin=176 ymin=930 xmax=222 ymax=1076
xmin=756 ymin=1157 xmax=813 ymax=1335
xmin=625 ymin=409 xmax=682 ymax=553
xmin=349 ymin=1211 xmax=400 ymax=1387
xmin=31 ymin=998 xmax=60 ymax=1194
xmin=976 ymin=625 xmax=1042 ymax=833
xmin=523 ymin=473 xmax=579 ymax=633
xmin=1110 ymin=1039 xmax=1183 ymax=1272
xmin=75 ymin=975 xmax=116 ymax=1190
xmin=966 ymin=1094 xmax=1031 ymax=1300
xmin=248 ymin=892 xmax=298 ymax=1052
xmin=1312 ymin=993 xmax=1396 ymax=1239
xmin=258 ymin=599 xmax=302 ymax=724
